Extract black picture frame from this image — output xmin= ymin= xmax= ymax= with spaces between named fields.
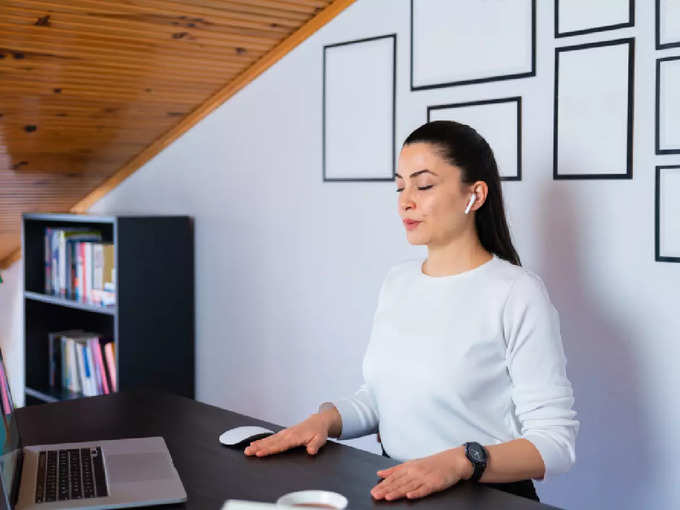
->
xmin=655 ymin=165 xmax=680 ymax=263
xmin=655 ymin=0 xmax=680 ymax=50
xmin=410 ymin=0 xmax=536 ymax=91
xmin=427 ymin=97 xmax=522 ymax=181
xmin=553 ymin=37 xmax=635 ymax=180
xmin=555 ymin=0 xmax=635 ymax=38
xmin=322 ymin=34 xmax=397 ymax=183
xmin=655 ymin=55 xmax=680 ymax=154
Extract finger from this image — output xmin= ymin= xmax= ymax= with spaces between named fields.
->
xmin=248 ymin=434 xmax=297 ymax=456
xmin=377 ymin=465 xmax=397 ymax=477
xmin=306 ymin=433 xmax=326 ymax=455
xmin=255 ymin=437 xmax=295 ymax=456
xmin=406 ymin=484 xmax=430 ymax=499
xmin=371 ymin=470 xmax=409 ymax=498
xmin=376 ymin=464 xmax=404 ymax=478
xmin=385 ymin=479 xmax=423 ymax=501
xmin=244 ymin=435 xmax=280 ymax=455
xmin=245 ymin=432 xmax=282 ymax=452
xmin=381 ymin=469 xmax=410 ymax=490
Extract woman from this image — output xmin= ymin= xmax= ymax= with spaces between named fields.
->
xmin=244 ymin=120 xmax=579 ymax=503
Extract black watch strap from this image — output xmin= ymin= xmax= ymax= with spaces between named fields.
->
xmin=464 ymin=442 xmax=488 ymax=482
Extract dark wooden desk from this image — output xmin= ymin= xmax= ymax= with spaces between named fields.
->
xmin=15 ymin=390 xmax=561 ymax=510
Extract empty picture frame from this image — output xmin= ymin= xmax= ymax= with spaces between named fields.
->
xmin=553 ymin=38 xmax=634 ymax=179
xmin=410 ymin=0 xmax=535 ymax=90
xmin=656 ymin=0 xmax=680 ymax=50
xmin=323 ymin=34 xmax=396 ymax=181
xmin=427 ymin=97 xmax=522 ymax=181
xmin=555 ymin=0 xmax=634 ymax=38
xmin=656 ymin=56 xmax=680 ymax=154
xmin=656 ymin=165 xmax=680 ymax=262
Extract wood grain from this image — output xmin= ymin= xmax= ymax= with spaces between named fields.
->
xmin=0 ymin=0 xmax=354 ymax=268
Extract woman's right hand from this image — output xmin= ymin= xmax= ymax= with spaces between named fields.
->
xmin=244 ymin=409 xmax=339 ymax=457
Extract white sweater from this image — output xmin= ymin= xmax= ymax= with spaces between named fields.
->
xmin=320 ymin=253 xmax=579 ymax=483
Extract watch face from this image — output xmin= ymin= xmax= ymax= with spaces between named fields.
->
xmin=467 ymin=443 xmax=486 ymax=463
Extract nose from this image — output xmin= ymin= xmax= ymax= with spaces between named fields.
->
xmin=398 ymin=185 xmax=415 ymax=213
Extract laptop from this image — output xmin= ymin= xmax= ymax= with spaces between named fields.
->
xmin=0 ymin=351 xmax=187 ymax=509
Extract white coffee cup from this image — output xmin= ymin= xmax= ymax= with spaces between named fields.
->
xmin=276 ymin=490 xmax=348 ymax=509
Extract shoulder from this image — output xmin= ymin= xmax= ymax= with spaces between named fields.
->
xmin=491 ymin=257 xmax=553 ymax=309
xmin=373 ymin=258 xmax=421 ymax=298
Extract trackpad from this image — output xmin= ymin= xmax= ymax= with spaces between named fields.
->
xmin=106 ymin=453 xmax=175 ymax=483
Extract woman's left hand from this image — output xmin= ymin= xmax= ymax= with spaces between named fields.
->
xmin=370 ymin=448 xmax=469 ymax=501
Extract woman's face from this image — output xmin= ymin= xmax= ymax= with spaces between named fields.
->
xmin=396 ymin=142 xmax=482 ymax=247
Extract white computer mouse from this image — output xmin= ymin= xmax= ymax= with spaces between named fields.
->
xmin=219 ymin=425 xmax=275 ymax=446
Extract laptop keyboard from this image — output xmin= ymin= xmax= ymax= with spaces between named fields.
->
xmin=35 ymin=447 xmax=108 ymax=503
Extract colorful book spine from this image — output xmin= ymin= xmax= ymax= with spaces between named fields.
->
xmin=84 ymin=343 xmax=97 ymax=396
xmin=92 ymin=339 xmax=110 ymax=395
xmin=58 ymin=230 xmax=66 ymax=296
xmin=88 ymin=339 xmax=103 ymax=395
xmin=60 ymin=337 xmax=68 ymax=390
xmin=51 ymin=230 xmax=59 ymax=295
xmin=67 ymin=339 xmax=81 ymax=393
xmin=84 ymin=242 xmax=93 ymax=303
xmin=78 ymin=242 xmax=85 ymax=301
xmin=75 ymin=342 xmax=85 ymax=395
xmin=104 ymin=342 xmax=117 ymax=392
xmin=93 ymin=243 xmax=104 ymax=290
xmin=44 ymin=228 xmax=52 ymax=294
xmin=68 ymin=241 xmax=75 ymax=298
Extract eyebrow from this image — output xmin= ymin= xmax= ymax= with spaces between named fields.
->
xmin=395 ymin=169 xmax=438 ymax=179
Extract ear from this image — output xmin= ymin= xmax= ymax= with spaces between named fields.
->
xmin=471 ymin=182 xmax=488 ymax=210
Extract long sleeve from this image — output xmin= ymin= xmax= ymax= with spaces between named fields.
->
xmin=502 ymin=272 xmax=580 ymax=483
xmin=318 ymin=383 xmax=379 ymax=439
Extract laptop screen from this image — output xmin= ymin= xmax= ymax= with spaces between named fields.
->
xmin=0 ymin=351 xmax=22 ymax=509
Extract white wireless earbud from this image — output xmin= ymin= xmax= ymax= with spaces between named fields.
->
xmin=464 ymin=194 xmax=477 ymax=215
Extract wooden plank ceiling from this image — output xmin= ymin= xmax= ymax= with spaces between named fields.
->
xmin=0 ymin=0 xmax=354 ymax=268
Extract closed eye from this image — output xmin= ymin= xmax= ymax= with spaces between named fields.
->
xmin=396 ymin=185 xmax=434 ymax=192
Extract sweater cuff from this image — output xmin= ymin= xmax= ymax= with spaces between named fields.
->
xmin=523 ymin=432 xmax=575 ymax=484
xmin=319 ymin=399 xmax=375 ymax=440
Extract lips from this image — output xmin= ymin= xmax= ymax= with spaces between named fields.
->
xmin=403 ymin=219 xmax=421 ymax=225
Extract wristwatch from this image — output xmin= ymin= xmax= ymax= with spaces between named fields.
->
xmin=463 ymin=442 xmax=488 ymax=482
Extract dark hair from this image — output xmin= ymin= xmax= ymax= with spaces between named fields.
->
xmin=403 ymin=120 xmax=521 ymax=266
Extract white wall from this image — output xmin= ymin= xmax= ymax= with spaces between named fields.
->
xmin=2 ymin=0 xmax=679 ymax=508
xmin=0 ymin=260 xmax=23 ymax=407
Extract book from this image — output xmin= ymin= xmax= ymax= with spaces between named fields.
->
xmin=81 ymin=342 xmax=97 ymax=397
xmin=90 ymin=289 xmax=116 ymax=306
xmin=40 ymin=228 xmax=118 ymax=306
xmin=66 ymin=338 xmax=80 ymax=393
xmin=44 ymin=227 xmax=52 ymax=295
xmin=60 ymin=337 xmax=67 ymax=390
xmin=85 ymin=342 xmax=97 ymax=396
xmin=90 ymin=338 xmax=110 ymax=395
xmin=102 ymin=244 xmax=115 ymax=292
xmin=60 ymin=230 xmax=99 ymax=296
xmin=44 ymin=227 xmax=102 ymax=296
xmin=56 ymin=332 xmax=116 ymax=397
xmin=72 ymin=333 xmax=101 ymax=396
xmin=76 ymin=241 xmax=84 ymax=301
xmin=48 ymin=329 xmax=84 ymax=388
xmin=93 ymin=243 xmax=104 ymax=290
xmin=84 ymin=242 xmax=92 ymax=303
xmin=51 ymin=229 xmax=59 ymax=294
xmin=104 ymin=342 xmax=117 ymax=392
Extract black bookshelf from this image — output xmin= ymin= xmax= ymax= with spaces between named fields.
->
xmin=22 ymin=213 xmax=195 ymax=405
